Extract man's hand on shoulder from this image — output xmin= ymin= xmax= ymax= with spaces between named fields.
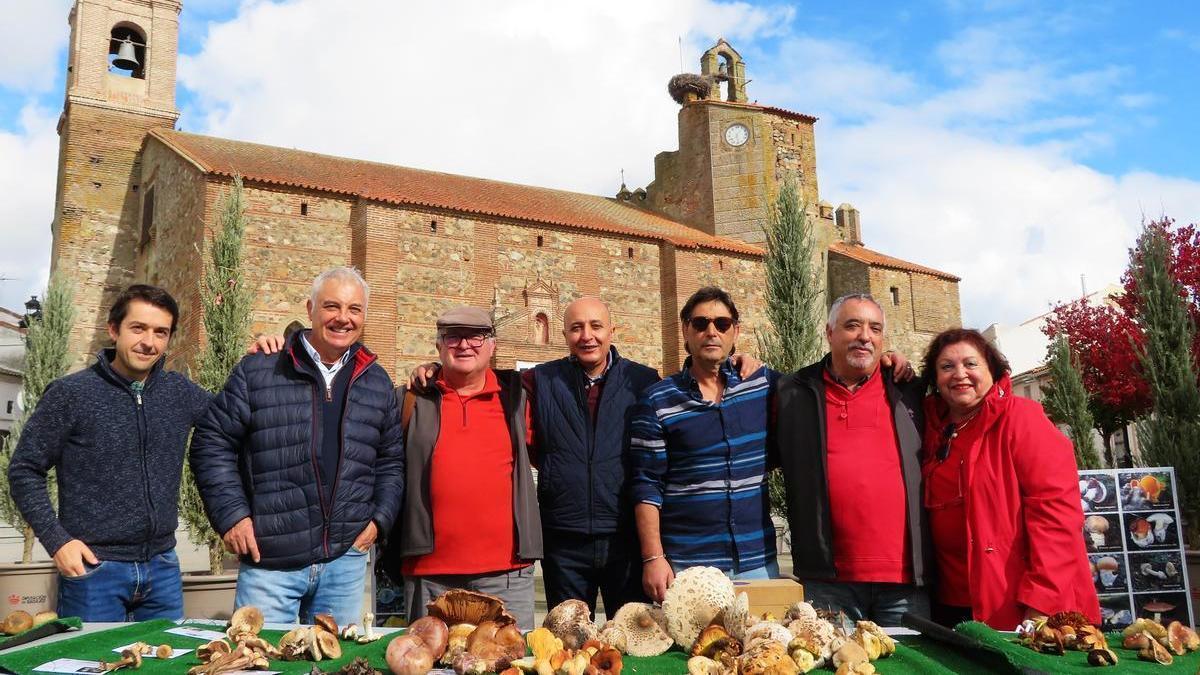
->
xmin=731 ymin=353 xmax=764 ymax=378
xmin=407 ymin=362 xmax=440 ymax=390
xmin=880 ymin=350 xmax=916 ymax=382
xmin=222 ymin=517 xmax=261 ymax=563
xmin=246 ymin=334 xmax=286 ymax=356
xmin=53 ymin=539 xmax=99 ymax=577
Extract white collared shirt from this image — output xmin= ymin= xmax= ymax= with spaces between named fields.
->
xmin=300 ymin=332 xmax=352 ymax=389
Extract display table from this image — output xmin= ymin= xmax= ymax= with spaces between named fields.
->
xmin=1 ymin=619 xmax=1198 ymax=674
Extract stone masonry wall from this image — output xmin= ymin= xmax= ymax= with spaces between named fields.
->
xmin=51 ymin=105 xmax=175 ymax=370
xmin=665 ymin=248 xmax=767 ymax=373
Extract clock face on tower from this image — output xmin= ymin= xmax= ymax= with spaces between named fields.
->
xmin=724 ymin=123 xmax=750 ymax=147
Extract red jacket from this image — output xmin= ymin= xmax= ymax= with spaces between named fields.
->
xmin=922 ymin=374 xmax=1101 ymax=628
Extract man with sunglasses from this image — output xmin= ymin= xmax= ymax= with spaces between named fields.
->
xmin=772 ymin=293 xmax=929 ymax=626
xmin=630 ymin=287 xmax=779 ymax=600
xmin=382 ymin=306 xmax=541 ymax=629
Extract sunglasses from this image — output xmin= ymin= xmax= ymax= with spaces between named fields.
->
xmin=687 ymin=316 xmax=736 ymax=333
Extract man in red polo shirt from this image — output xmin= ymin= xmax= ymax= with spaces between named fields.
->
xmin=772 ymin=294 xmax=929 ymax=626
xmin=383 ymin=306 xmax=540 ymax=629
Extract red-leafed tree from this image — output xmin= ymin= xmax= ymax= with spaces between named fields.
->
xmin=1043 ymin=298 xmax=1150 ymax=466
xmin=1118 ymin=218 xmax=1200 ymax=371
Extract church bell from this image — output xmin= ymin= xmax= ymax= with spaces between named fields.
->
xmin=112 ymin=38 xmax=140 ymax=71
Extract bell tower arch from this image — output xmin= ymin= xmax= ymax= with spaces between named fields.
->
xmin=52 ymin=0 xmax=181 ymax=368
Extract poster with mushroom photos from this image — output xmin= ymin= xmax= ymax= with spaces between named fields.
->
xmin=1079 ymin=466 xmax=1194 ymax=630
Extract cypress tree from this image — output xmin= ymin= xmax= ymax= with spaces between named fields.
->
xmin=1131 ymin=223 xmax=1200 ymax=548
xmin=0 ymin=276 xmax=76 ymax=562
xmin=181 ymin=175 xmax=253 ymax=574
xmin=757 ymin=179 xmax=824 ymax=522
xmin=1042 ymin=335 xmax=1102 ymax=469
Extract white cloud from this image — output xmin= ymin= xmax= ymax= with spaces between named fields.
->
xmin=0 ymin=0 xmax=72 ymax=92
xmin=177 ymin=0 xmax=782 ymax=193
xmin=0 ymin=104 xmax=59 ymax=311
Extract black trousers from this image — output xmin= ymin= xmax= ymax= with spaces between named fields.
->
xmin=541 ymin=529 xmax=646 ymax=619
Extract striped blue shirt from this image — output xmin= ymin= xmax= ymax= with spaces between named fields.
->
xmin=629 ymin=358 xmax=778 ymax=572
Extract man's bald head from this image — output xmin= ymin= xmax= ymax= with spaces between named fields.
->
xmin=562 ymin=297 xmax=614 ymax=376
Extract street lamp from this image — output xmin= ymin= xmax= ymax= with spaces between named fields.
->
xmin=18 ymin=295 xmax=41 ymax=330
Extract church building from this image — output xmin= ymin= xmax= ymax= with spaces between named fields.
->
xmin=49 ymin=0 xmax=961 ymax=377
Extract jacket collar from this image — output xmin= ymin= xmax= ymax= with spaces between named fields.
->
xmin=679 ymin=355 xmax=739 ymax=394
xmin=93 ymin=348 xmax=165 ymax=390
xmin=285 ymin=330 xmax=372 ymax=381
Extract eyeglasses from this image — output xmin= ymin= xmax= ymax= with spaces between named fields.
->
xmin=687 ymin=316 xmax=736 ymax=333
xmin=441 ymin=333 xmax=491 ymax=348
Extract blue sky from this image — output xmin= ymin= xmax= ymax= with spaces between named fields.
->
xmin=2 ymin=0 xmax=1198 ymax=330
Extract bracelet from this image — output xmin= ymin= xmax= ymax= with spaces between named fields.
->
xmin=642 ymin=554 xmax=665 ymax=564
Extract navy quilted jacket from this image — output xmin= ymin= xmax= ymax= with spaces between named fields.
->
xmin=190 ymin=334 xmax=405 ymax=569
xmin=531 ymin=349 xmax=659 ymax=534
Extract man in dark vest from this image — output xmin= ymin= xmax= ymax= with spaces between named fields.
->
xmin=523 ymin=298 xmax=659 ymax=617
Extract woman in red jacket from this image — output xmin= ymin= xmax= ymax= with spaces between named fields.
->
xmin=920 ymin=328 xmax=1100 ymax=629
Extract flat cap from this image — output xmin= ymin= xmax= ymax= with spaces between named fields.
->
xmin=436 ymin=306 xmax=493 ymax=331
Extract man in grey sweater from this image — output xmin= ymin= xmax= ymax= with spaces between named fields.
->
xmin=8 ymin=285 xmax=211 ymax=621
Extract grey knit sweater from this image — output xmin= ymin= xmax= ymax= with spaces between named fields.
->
xmin=7 ymin=351 xmax=211 ymax=561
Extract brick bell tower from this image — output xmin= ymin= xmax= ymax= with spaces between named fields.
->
xmin=50 ymin=0 xmax=181 ymax=369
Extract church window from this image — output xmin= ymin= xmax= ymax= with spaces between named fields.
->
xmin=627 ymin=247 xmax=635 ymax=258
xmin=430 ymin=220 xmax=438 ymax=233
xmin=537 ymin=235 xmax=544 ymax=247
xmin=533 ymin=313 xmax=550 ymax=345
xmin=108 ymin=25 xmax=147 ymax=79
xmin=6 ymin=401 xmax=12 ymax=415
xmin=717 ymin=258 xmax=725 ymax=271
xmin=890 ymin=286 xmax=900 ymax=306
xmin=138 ymin=186 xmax=155 ymax=251
xmin=300 ymin=202 xmax=308 ymax=216
xmin=283 ymin=320 xmax=306 ymax=340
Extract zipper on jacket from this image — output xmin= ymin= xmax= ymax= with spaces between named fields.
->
xmin=130 ymin=380 xmax=155 ymax=559
xmin=325 ymin=383 xmax=332 ymax=402
xmin=327 ymin=354 xmax=376 ymax=557
xmin=308 ymin=383 xmax=331 ymax=558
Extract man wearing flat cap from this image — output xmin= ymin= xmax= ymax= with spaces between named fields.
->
xmin=382 ymin=306 xmax=540 ymax=629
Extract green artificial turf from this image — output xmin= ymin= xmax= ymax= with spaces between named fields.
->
xmin=955 ymin=620 xmax=1200 ymax=674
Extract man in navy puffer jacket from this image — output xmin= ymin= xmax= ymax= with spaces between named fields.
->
xmin=191 ymin=267 xmax=404 ymax=626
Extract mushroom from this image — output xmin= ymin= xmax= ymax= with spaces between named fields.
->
xmin=1142 ymin=600 xmax=1176 ymax=624
xmin=196 ymin=639 xmax=231 ymax=662
xmin=1096 ymin=556 xmax=1120 ymax=587
xmin=691 ymin=624 xmax=742 ymax=660
xmin=2 ymin=610 xmax=33 ymax=635
xmin=1083 ymin=515 xmax=1109 ymax=548
xmin=387 ymin=633 xmax=437 ymax=675
xmin=155 ymin=644 xmax=173 ymax=659
xmin=543 ymin=599 xmax=598 ymax=650
xmin=1139 ymin=475 xmax=1164 ymax=501
xmin=314 ymin=628 xmax=342 ymax=660
xmin=278 ymin=626 xmax=313 ymax=660
xmin=589 ymin=646 xmax=623 ymax=675
xmin=1087 ymin=648 xmax=1119 ymax=666
xmin=718 ymin=592 xmax=752 ymax=641
xmin=606 ymin=603 xmax=672 ymax=657
xmin=313 ymin=612 xmax=339 ymax=635
xmin=427 ymin=589 xmax=516 ymax=626
xmin=743 ymin=621 xmax=793 ymax=652
xmin=739 ymin=639 xmax=800 ymax=675
xmin=526 ymin=627 xmax=563 ymax=662
xmin=407 ymin=615 xmax=450 ymax=660
xmin=1138 ymin=632 xmax=1174 ymax=665
xmin=358 ymin=613 xmax=382 ymax=644
xmin=662 ymin=566 xmax=736 ymax=649
xmin=226 ymin=605 xmax=264 ymax=641
xmin=1146 ymin=513 xmax=1174 ymax=542
xmin=101 ymin=647 xmax=143 ymax=671
xmin=465 ymin=620 xmax=527 ymax=672
xmin=443 ymin=623 xmax=478 ymax=665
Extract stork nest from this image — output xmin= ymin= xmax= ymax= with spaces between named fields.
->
xmin=668 ymin=73 xmax=713 ymax=104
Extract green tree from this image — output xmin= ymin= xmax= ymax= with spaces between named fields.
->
xmin=0 ymin=276 xmax=76 ymax=562
xmin=1042 ymin=335 xmax=1102 ymax=469
xmin=757 ymin=179 xmax=825 ymax=522
xmin=182 ymin=175 xmax=253 ymax=574
xmin=1130 ymin=222 xmax=1200 ymax=548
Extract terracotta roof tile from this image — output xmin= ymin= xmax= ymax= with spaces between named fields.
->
xmin=829 ymin=241 xmax=960 ymax=281
xmin=149 ymin=130 xmax=763 ymax=256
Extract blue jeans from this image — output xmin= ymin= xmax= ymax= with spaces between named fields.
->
xmin=672 ymin=559 xmax=780 ymax=579
xmin=56 ymin=550 xmax=183 ymax=621
xmin=235 ymin=548 xmax=369 ymax=627
xmin=542 ymin=530 xmax=644 ymax=619
xmin=801 ymin=579 xmax=930 ymax=627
